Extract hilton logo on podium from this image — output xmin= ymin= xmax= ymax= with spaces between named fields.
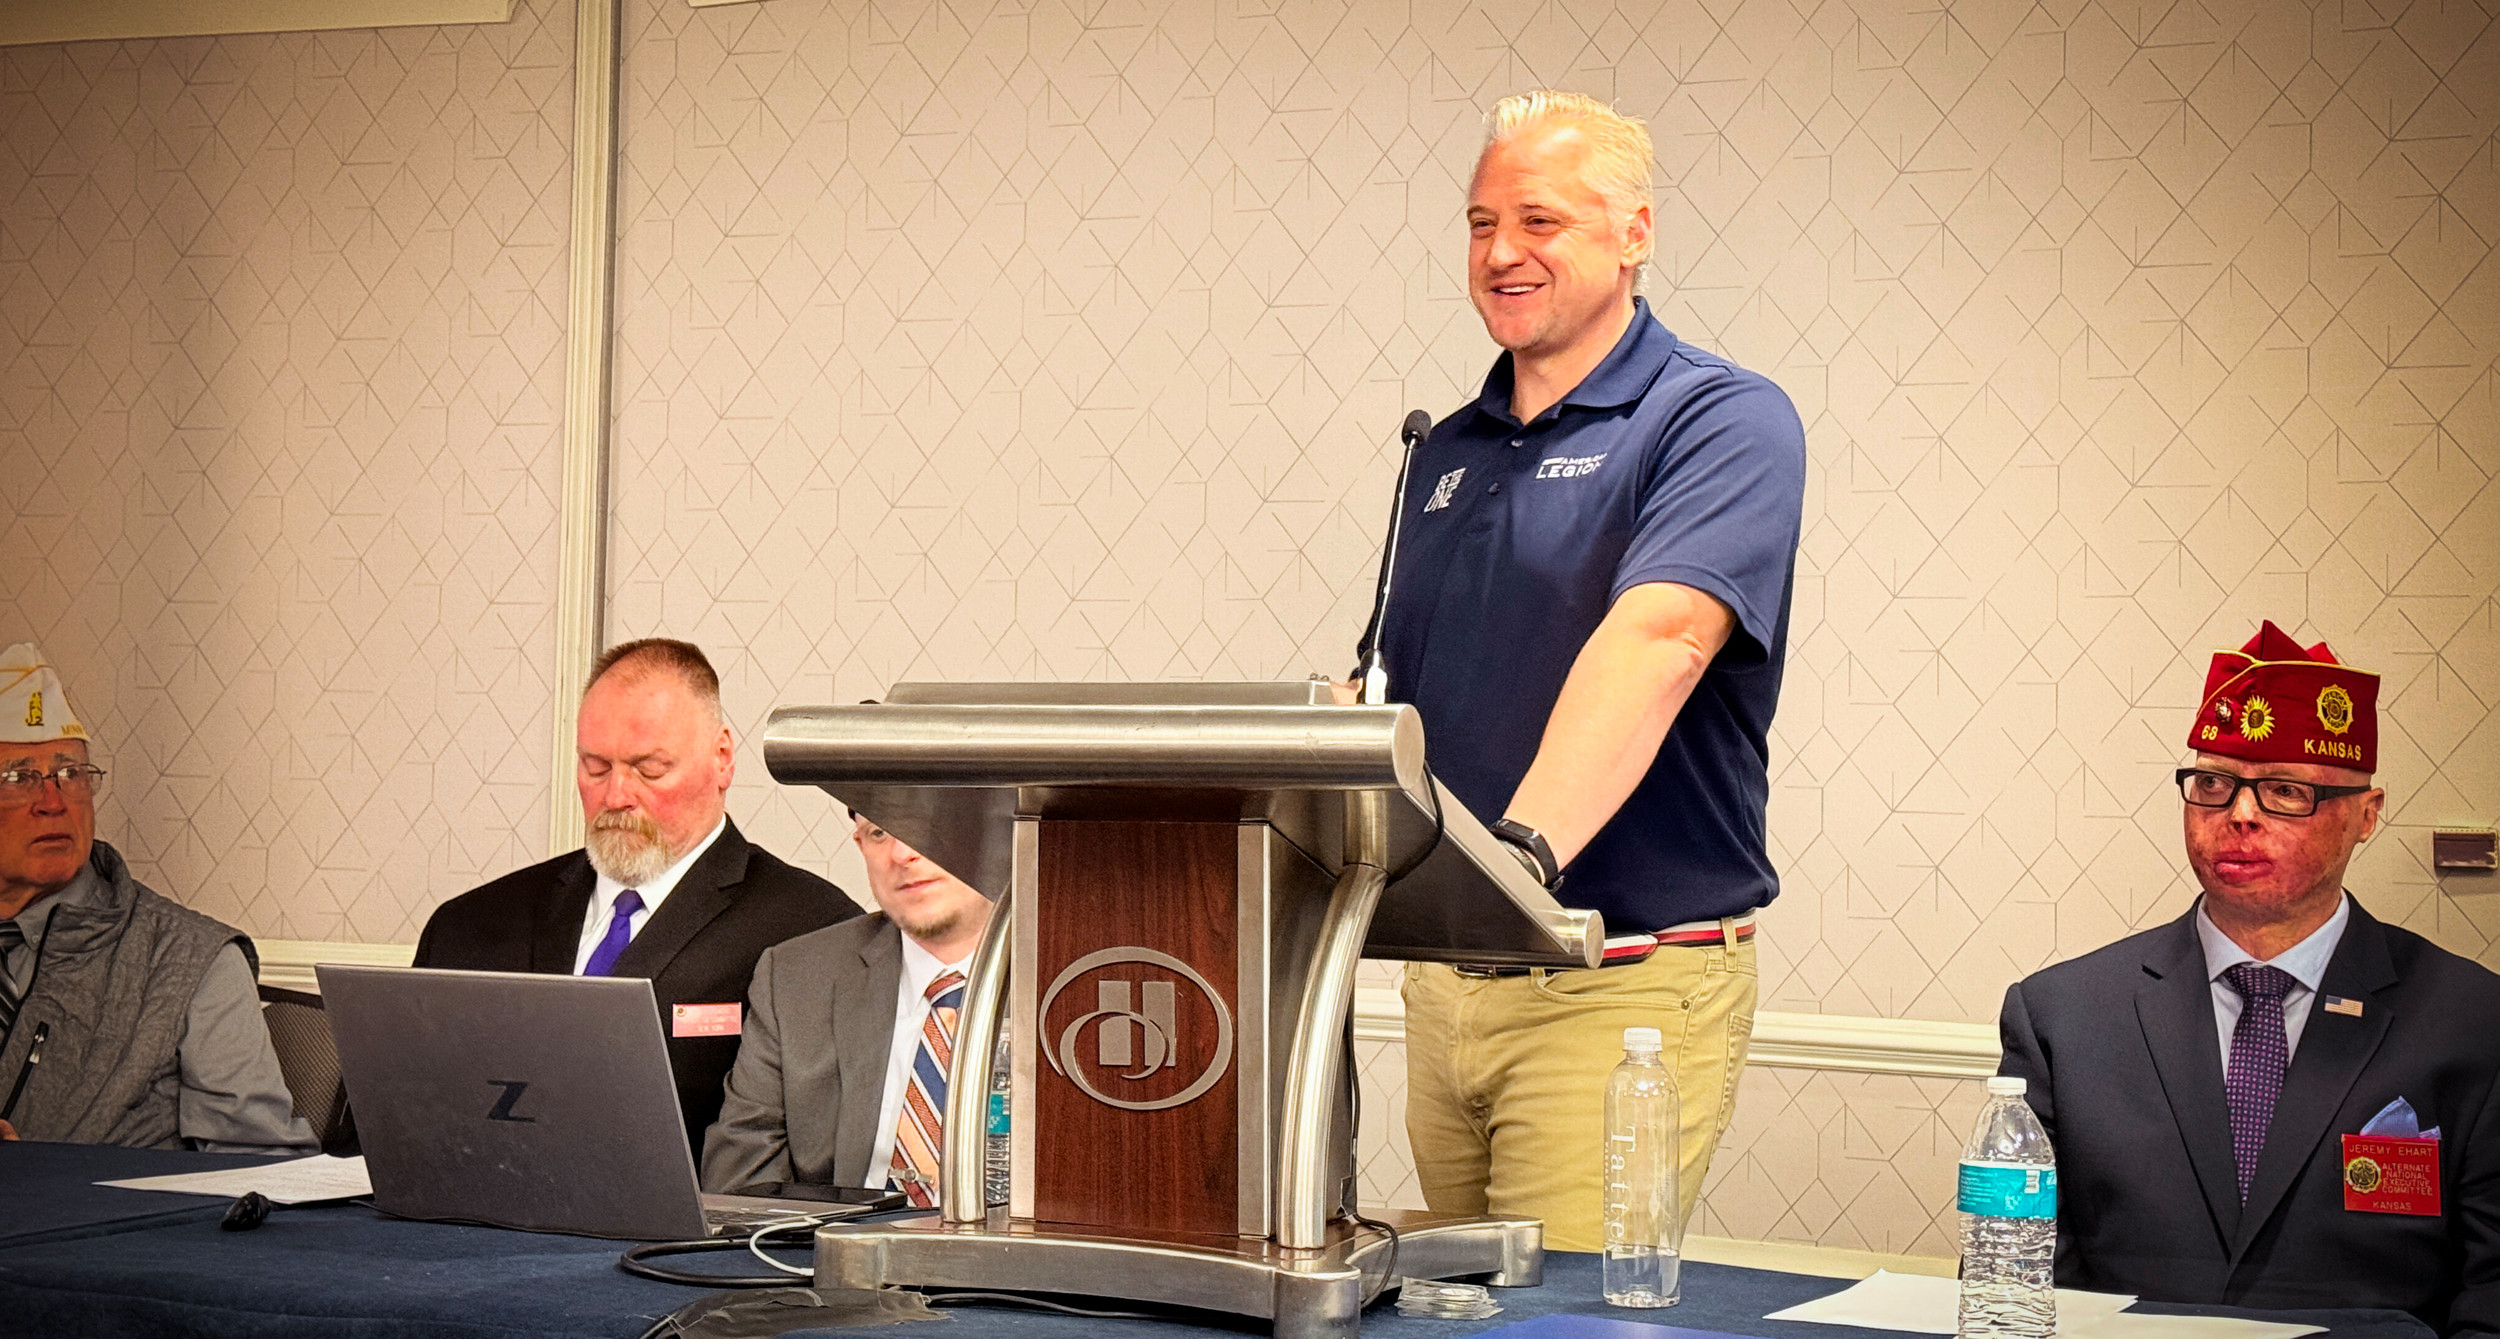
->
xmin=1040 ymin=947 xmax=1235 ymax=1112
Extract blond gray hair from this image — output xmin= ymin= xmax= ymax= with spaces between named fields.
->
xmin=1482 ymin=90 xmax=1656 ymax=280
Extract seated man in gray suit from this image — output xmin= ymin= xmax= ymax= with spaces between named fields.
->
xmin=1999 ymin=621 xmax=2500 ymax=1332
xmin=701 ymin=811 xmax=994 ymax=1208
xmin=0 ymin=642 xmax=312 ymax=1152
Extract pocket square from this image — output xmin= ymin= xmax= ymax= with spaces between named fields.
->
xmin=2361 ymin=1095 xmax=2439 ymax=1142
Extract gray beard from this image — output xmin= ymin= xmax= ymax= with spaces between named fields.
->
xmin=586 ymin=822 xmax=675 ymax=887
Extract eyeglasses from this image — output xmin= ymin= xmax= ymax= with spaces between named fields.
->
xmin=0 ymin=763 xmax=107 ymax=804
xmin=2175 ymin=768 xmax=2370 ymax=819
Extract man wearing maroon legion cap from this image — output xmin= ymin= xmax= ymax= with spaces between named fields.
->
xmin=1995 ymin=621 xmax=2500 ymax=1332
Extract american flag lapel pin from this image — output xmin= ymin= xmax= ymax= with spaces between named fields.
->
xmin=2324 ymin=995 xmax=2364 ymax=1017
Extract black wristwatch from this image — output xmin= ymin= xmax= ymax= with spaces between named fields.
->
xmin=1488 ymin=818 xmax=1561 ymax=889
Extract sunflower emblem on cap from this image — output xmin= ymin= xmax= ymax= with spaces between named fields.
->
xmin=2241 ymin=695 xmax=2275 ymax=742
xmin=2317 ymin=684 xmax=2354 ymax=735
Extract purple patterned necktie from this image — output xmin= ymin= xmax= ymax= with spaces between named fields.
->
xmin=2223 ymin=962 xmax=2296 ymax=1200
xmin=582 ymin=889 xmax=644 ymax=977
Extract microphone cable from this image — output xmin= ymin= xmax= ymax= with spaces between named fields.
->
xmin=1338 ymin=1014 xmax=1401 ymax=1303
xmin=1352 ymin=409 xmax=1435 ymax=700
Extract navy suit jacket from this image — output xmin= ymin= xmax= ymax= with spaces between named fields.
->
xmin=412 ymin=819 xmax=860 ymax=1150
xmin=1998 ymin=898 xmax=2500 ymax=1333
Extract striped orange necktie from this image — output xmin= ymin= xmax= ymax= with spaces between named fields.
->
xmin=888 ymin=969 xmax=967 ymax=1208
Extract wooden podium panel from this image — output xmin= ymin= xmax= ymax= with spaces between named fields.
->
xmin=1031 ymin=820 xmax=1240 ymax=1235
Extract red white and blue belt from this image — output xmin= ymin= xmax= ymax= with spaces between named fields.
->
xmin=1451 ymin=913 xmax=1756 ymax=978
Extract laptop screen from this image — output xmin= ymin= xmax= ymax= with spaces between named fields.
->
xmin=318 ymin=964 xmax=710 ymax=1240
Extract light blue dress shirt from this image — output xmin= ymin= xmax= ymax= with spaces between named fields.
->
xmin=2195 ymin=892 xmax=2351 ymax=1079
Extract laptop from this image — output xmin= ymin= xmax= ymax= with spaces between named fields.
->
xmin=318 ymin=963 xmax=901 ymax=1240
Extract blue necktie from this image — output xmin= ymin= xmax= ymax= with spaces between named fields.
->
xmin=582 ymin=889 xmax=644 ymax=976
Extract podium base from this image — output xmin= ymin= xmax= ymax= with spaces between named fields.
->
xmin=811 ymin=1208 xmax=1543 ymax=1339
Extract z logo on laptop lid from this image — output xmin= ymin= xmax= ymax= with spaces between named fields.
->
xmin=484 ymin=1079 xmax=537 ymax=1123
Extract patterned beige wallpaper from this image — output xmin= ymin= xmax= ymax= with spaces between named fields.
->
xmin=605 ymin=0 xmax=2498 ymax=1249
xmin=2 ymin=0 xmax=2491 ymax=1258
xmin=0 ymin=2 xmax=575 ymax=942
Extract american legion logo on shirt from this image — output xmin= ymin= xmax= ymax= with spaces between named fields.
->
xmin=1423 ymin=468 xmax=1466 ymax=512
xmin=1534 ymin=452 xmax=1606 ymax=479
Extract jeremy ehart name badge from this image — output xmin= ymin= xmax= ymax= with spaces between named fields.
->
xmin=2342 ymin=1134 xmax=2440 ymax=1215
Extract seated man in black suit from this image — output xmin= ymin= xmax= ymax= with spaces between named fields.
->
xmin=700 ymin=810 xmax=994 ymax=1207
xmin=413 ymin=638 xmax=858 ymax=1150
xmin=1999 ymin=620 xmax=2500 ymax=1332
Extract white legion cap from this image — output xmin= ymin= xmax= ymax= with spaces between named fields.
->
xmin=0 ymin=643 xmax=89 ymax=745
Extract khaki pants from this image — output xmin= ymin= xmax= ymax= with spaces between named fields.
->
xmin=1400 ymin=929 xmax=1756 ymax=1252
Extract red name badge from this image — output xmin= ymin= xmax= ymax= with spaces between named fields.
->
xmin=2342 ymin=1134 xmax=2440 ymax=1215
xmin=672 ymin=1002 xmax=743 ymax=1038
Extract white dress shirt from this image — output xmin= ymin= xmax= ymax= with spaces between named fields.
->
xmin=2196 ymin=892 xmax=2352 ymax=1078
xmin=572 ymin=816 xmax=728 ymax=974
xmin=863 ymin=931 xmax=972 ymax=1191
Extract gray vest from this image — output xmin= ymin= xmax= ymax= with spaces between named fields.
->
xmin=0 ymin=841 xmax=251 ymax=1147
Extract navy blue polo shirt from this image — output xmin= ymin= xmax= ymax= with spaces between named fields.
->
xmin=1372 ymin=299 xmax=1805 ymax=931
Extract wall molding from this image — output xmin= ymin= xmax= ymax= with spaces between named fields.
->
xmin=547 ymin=0 xmax=621 ymax=859
xmin=255 ymin=940 xmax=416 ymax=995
xmin=1356 ymin=985 xmax=1997 ymax=1079
xmin=0 ymin=0 xmax=510 ymax=47
xmin=254 ymin=944 xmax=2000 ymax=1080
xmin=1745 ymin=1009 xmax=2002 ymax=1080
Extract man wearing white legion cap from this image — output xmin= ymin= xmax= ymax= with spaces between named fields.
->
xmin=0 ymin=644 xmax=313 ymax=1150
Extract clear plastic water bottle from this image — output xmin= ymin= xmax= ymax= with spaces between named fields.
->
xmin=983 ymin=1028 xmax=1011 ymax=1209
xmin=1957 ymin=1075 xmax=2056 ymax=1339
xmin=1601 ymin=1026 xmax=1681 ymax=1307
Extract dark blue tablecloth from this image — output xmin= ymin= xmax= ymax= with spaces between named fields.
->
xmin=0 ymin=1143 xmax=2436 ymax=1339
xmin=0 ymin=1140 xmax=288 ymax=1248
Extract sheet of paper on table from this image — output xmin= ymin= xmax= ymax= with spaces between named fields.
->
xmin=97 ymin=1153 xmax=372 ymax=1204
xmin=1764 ymin=1270 xmax=2324 ymax=1339
xmin=1765 ymin=1269 xmax=2133 ymax=1333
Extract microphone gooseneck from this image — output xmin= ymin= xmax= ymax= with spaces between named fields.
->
xmin=1355 ymin=410 xmax=1433 ymax=705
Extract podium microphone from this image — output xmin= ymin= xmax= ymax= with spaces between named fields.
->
xmin=1354 ymin=410 xmax=1434 ymax=705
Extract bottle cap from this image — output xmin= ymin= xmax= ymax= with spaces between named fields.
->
xmin=1623 ymin=1026 xmax=1663 ymax=1051
xmin=1986 ymin=1076 xmax=2027 ymax=1096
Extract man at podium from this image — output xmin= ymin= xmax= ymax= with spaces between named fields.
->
xmin=1367 ymin=91 xmax=1807 ymax=1249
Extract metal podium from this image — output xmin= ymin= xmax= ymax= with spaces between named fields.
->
xmin=762 ymin=682 xmax=1601 ymax=1338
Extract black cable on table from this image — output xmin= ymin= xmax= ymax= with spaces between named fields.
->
xmin=617 ymin=1234 xmax=810 ymax=1289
